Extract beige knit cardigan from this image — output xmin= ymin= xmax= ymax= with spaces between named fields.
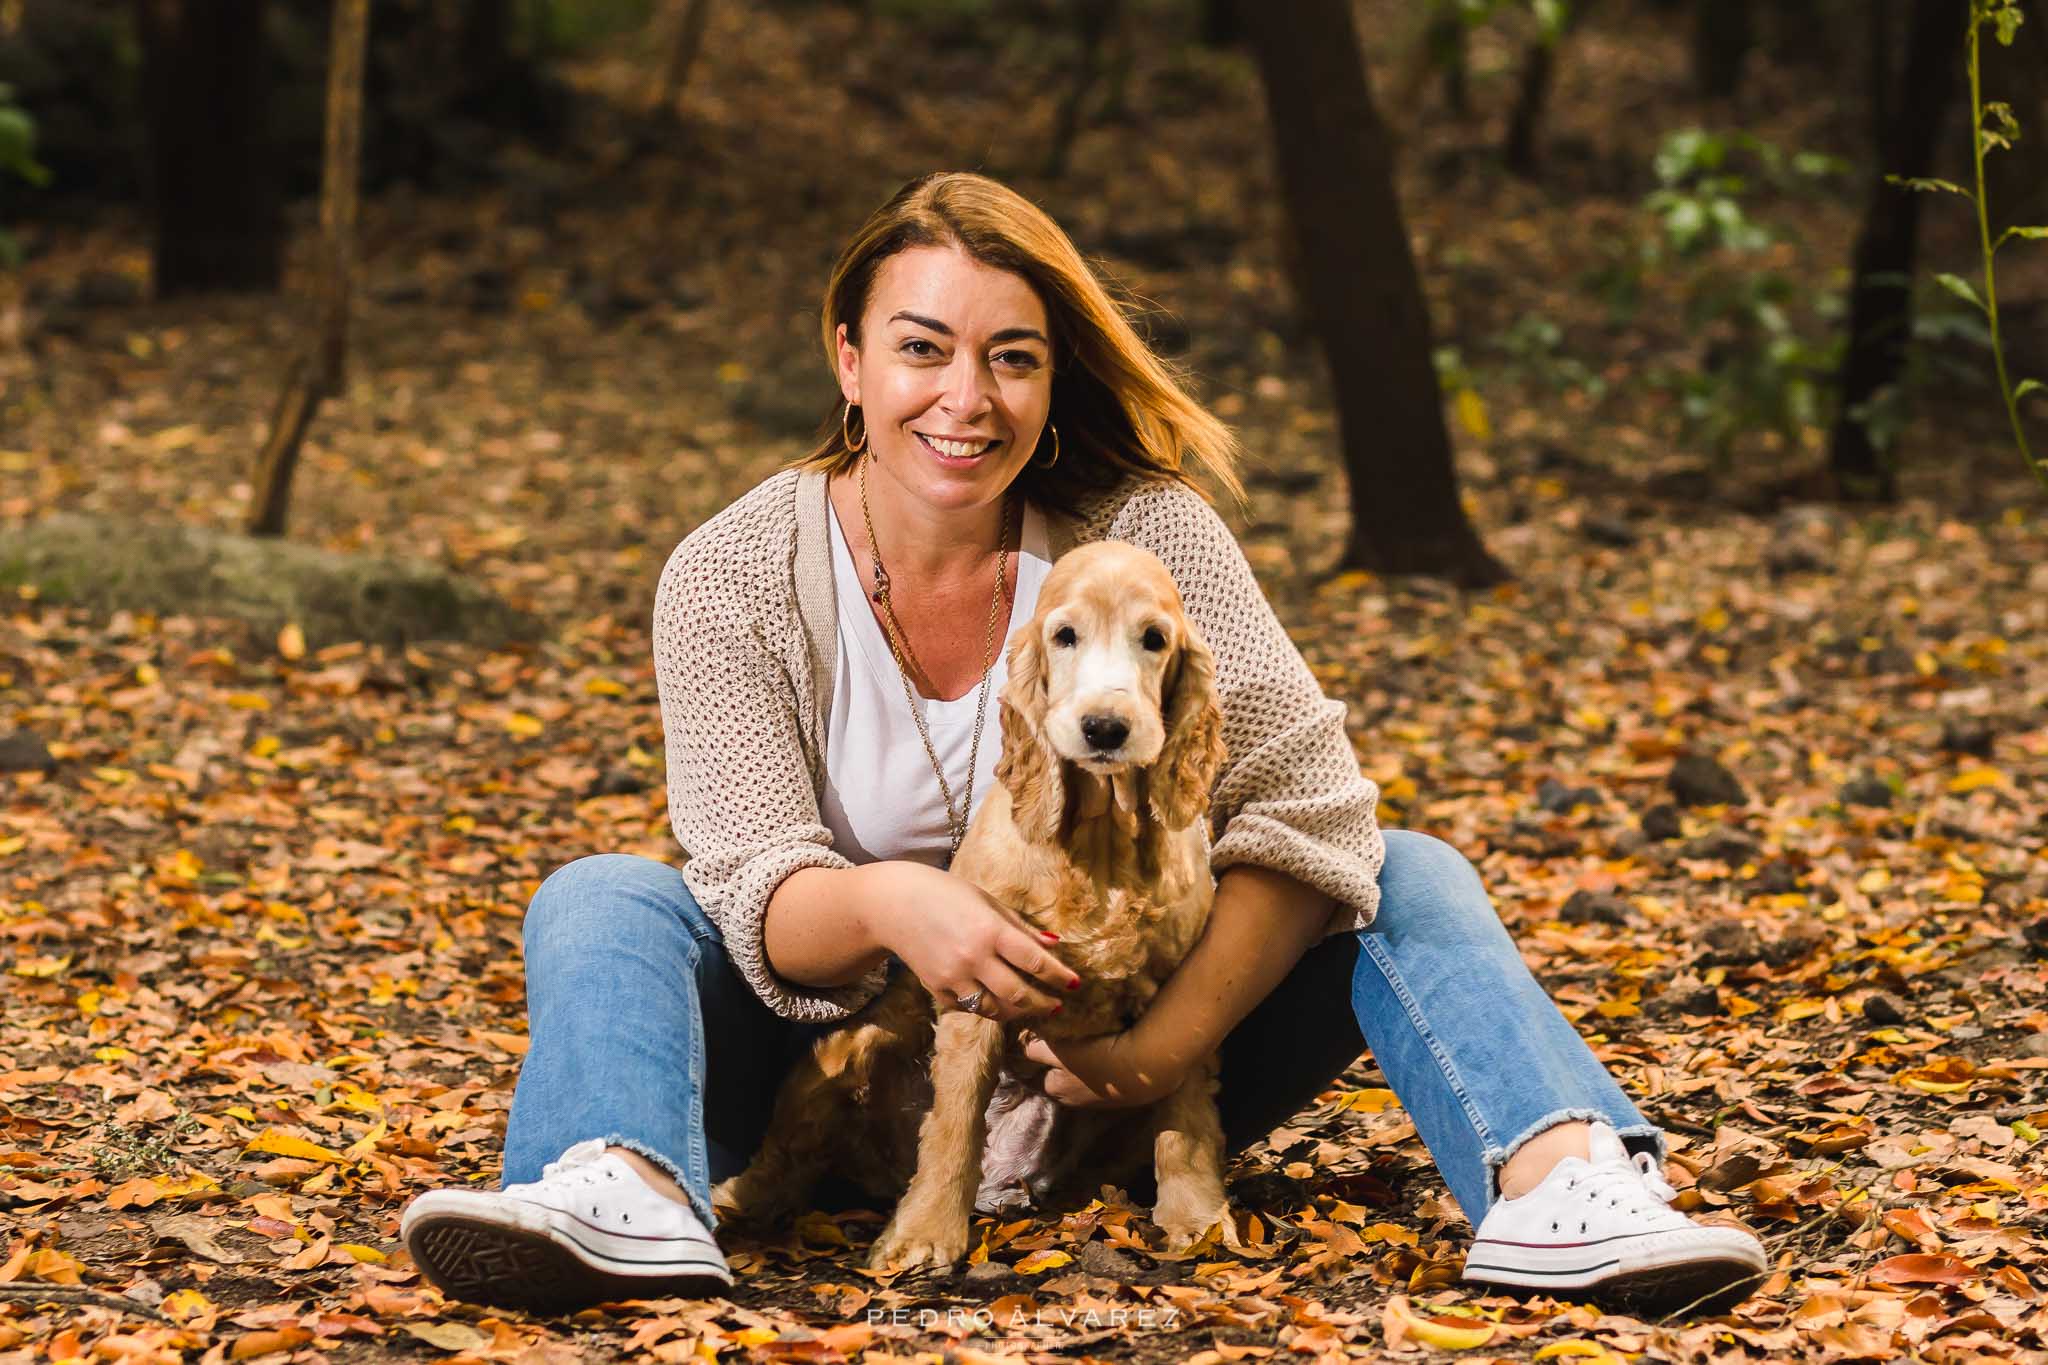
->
xmin=651 ymin=465 xmax=1386 ymax=1022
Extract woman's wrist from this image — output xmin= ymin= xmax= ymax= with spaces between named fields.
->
xmin=848 ymin=860 xmax=914 ymax=963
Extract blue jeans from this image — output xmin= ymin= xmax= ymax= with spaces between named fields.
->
xmin=501 ymin=830 xmax=1659 ymax=1232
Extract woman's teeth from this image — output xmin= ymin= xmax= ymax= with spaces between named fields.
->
xmin=919 ymin=433 xmax=995 ymax=459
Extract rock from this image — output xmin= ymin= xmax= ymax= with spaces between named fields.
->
xmin=1762 ymin=929 xmax=1825 ymax=967
xmin=1077 ymin=1241 xmax=1140 ymax=1279
xmin=1764 ymin=542 xmax=1828 ymax=577
xmin=583 ymin=767 xmax=647 ymax=799
xmin=1537 ymin=777 xmax=1603 ymax=813
xmin=1940 ymin=717 xmax=1994 ymax=758
xmin=1560 ymin=890 xmax=1630 ymax=927
xmin=1669 ymin=754 xmax=1747 ymax=808
xmin=1748 ymin=860 xmax=1802 ymax=895
xmin=1840 ymin=773 xmax=1894 ymax=808
xmin=1861 ymin=992 xmax=1908 ymax=1025
xmin=2023 ymin=916 xmax=2048 ymax=961
xmin=0 ymin=731 xmax=55 ymax=773
xmin=1581 ymin=515 xmax=1638 ymax=548
xmin=1608 ymin=828 xmax=1648 ymax=857
xmin=964 ymin=1260 xmax=1012 ymax=1282
xmin=1683 ymin=829 xmax=1759 ymax=864
xmin=0 ymin=514 xmax=544 ymax=652
xmin=72 ymin=270 xmax=143 ymax=308
xmin=2019 ymin=1033 xmax=2048 ymax=1059
xmin=1640 ymin=803 xmax=1685 ymax=841
xmin=1701 ymin=921 xmax=1763 ymax=966
xmin=1648 ymin=984 xmax=1723 ymax=1017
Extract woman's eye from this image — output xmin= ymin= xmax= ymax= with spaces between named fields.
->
xmin=1142 ymin=628 xmax=1167 ymax=652
xmin=901 ymin=338 xmax=938 ymax=357
xmin=997 ymin=350 xmax=1040 ymax=370
xmin=1052 ymin=625 xmax=1076 ymax=647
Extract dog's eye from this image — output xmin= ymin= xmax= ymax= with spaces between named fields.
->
xmin=1052 ymin=625 xmax=1076 ymax=647
xmin=1142 ymin=627 xmax=1167 ymax=652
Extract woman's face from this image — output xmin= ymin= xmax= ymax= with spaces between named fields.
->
xmin=837 ymin=244 xmax=1053 ymax=514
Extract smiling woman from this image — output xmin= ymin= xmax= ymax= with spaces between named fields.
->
xmin=399 ymin=171 xmax=1768 ymax=1319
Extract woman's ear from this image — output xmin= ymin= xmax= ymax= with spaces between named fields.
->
xmin=996 ymin=625 xmax=1065 ymax=845
xmin=1149 ymin=625 xmax=1226 ymax=832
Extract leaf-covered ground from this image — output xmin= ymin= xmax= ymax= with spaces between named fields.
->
xmin=4 ymin=3 xmax=2047 ymax=1362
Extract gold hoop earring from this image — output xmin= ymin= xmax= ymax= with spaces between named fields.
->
xmin=1031 ymin=423 xmax=1060 ymax=469
xmin=842 ymin=402 xmax=867 ymax=454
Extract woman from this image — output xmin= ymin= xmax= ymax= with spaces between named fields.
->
xmin=400 ymin=172 xmax=1766 ymax=1317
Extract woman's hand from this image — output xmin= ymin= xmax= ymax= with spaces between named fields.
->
xmin=1017 ymin=1026 xmax=1186 ymax=1108
xmin=866 ymin=861 xmax=1079 ymax=1023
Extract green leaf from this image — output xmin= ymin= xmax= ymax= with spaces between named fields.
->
xmin=1936 ymin=273 xmax=1988 ymax=313
xmin=2016 ymin=378 xmax=2044 ymax=404
xmin=1885 ymin=174 xmax=1972 ymax=198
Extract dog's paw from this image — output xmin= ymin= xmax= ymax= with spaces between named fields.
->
xmin=866 ymin=1212 xmax=971 ymax=1273
xmin=1154 ymin=1197 xmax=1242 ymax=1253
xmin=711 ymin=1173 xmax=783 ymax=1223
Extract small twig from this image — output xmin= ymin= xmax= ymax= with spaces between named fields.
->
xmin=0 ymin=1283 xmax=173 ymax=1323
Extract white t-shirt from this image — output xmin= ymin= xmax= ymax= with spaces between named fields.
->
xmin=820 ymin=498 xmax=1051 ymax=867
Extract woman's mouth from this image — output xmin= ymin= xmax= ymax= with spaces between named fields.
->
xmin=916 ymin=432 xmax=1001 ymax=466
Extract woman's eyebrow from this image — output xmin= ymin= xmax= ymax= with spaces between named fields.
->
xmin=889 ymin=310 xmax=1047 ymax=345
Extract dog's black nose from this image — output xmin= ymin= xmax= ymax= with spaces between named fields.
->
xmin=1080 ymin=714 xmax=1129 ymax=751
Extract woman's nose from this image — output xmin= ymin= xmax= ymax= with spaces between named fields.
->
xmin=940 ymin=355 xmax=997 ymax=418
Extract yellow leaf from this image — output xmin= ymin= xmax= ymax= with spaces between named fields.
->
xmin=1535 ymin=1344 xmax=1617 ymax=1361
xmin=337 ymin=1243 xmax=386 ymax=1263
xmin=161 ymin=1289 xmax=216 ymax=1325
xmin=11 ymin=955 xmax=70 ymax=978
xmin=1014 ymin=1249 xmax=1072 ymax=1274
xmin=277 ymin=623 xmax=306 ymax=661
xmin=135 ymin=661 xmax=160 ymax=685
xmin=1379 ymin=776 xmax=1417 ymax=804
xmin=727 ymin=1327 xmax=779 ymax=1347
xmin=793 ymin=1212 xmax=846 ymax=1246
xmin=1334 ymin=1088 xmax=1400 ymax=1113
xmin=1947 ymin=768 xmax=2005 ymax=794
xmin=1779 ymin=999 xmax=1827 ymax=1021
xmin=506 ymin=712 xmax=544 ymax=738
xmin=1699 ymin=606 xmax=1729 ymax=632
xmin=226 ymin=1106 xmax=258 ymax=1122
xmin=1389 ymin=1298 xmax=1495 ymax=1350
xmin=1454 ymin=388 xmax=1491 ymax=441
xmin=0 ymin=835 xmax=25 ymax=857
xmin=1726 ymin=994 xmax=1760 ymax=1017
xmin=584 ymin=677 xmax=627 ymax=697
xmin=226 ymin=692 xmax=270 ymax=710
xmin=248 ymin=735 xmax=282 ymax=759
xmin=244 ymin=1129 xmax=349 ymax=1165
xmin=1857 ymin=867 xmax=1891 ymax=893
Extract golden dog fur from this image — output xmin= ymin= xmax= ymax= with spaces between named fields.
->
xmin=712 ymin=540 xmax=1235 ymax=1271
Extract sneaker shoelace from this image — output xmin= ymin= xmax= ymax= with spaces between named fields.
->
xmin=1547 ymin=1150 xmax=1679 ymax=1237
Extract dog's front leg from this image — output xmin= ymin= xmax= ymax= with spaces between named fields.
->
xmin=867 ymin=1010 xmax=1005 ymax=1272
xmin=1149 ymin=1055 xmax=1243 ymax=1253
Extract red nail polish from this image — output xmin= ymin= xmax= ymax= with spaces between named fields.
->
xmin=1052 ymin=1002 xmax=1063 ymax=1013
xmin=1040 ymin=931 xmax=1059 ymax=943
xmin=1067 ymin=978 xmax=1080 ymax=991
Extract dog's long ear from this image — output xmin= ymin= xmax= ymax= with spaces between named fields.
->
xmin=996 ymin=624 xmax=1065 ymax=845
xmin=1149 ymin=624 xmax=1226 ymax=832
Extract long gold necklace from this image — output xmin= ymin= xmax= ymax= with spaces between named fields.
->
xmin=858 ymin=452 xmax=1011 ymax=864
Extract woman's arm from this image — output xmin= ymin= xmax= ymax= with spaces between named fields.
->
xmin=761 ymin=863 xmax=897 ymax=988
xmin=1023 ymin=863 xmax=1335 ymax=1105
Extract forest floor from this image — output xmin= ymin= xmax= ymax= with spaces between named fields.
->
xmin=2 ymin=1 xmax=2047 ymax=1362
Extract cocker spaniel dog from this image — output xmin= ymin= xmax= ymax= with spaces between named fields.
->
xmin=713 ymin=540 xmax=1234 ymax=1271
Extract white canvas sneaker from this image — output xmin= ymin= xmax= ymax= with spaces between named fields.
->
xmin=1462 ymin=1124 xmax=1766 ymax=1314
xmin=401 ymin=1139 xmax=733 ymax=1313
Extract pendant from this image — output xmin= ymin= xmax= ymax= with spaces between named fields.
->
xmin=870 ymin=560 xmax=889 ymax=603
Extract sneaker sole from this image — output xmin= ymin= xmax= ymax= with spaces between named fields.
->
xmin=1465 ymin=1242 xmax=1765 ymax=1317
xmin=404 ymin=1201 xmax=732 ymax=1314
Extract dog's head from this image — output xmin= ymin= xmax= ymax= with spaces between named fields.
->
xmin=996 ymin=541 xmax=1225 ymax=843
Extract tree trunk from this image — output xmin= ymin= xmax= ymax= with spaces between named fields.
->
xmin=136 ymin=0 xmax=282 ymax=296
xmin=1043 ymin=0 xmax=1124 ymax=177
xmin=1503 ymin=0 xmax=1597 ymax=178
xmin=646 ymin=0 xmax=714 ymax=115
xmin=1234 ymin=0 xmax=1508 ymax=586
xmin=1692 ymin=0 xmax=1754 ymax=99
xmin=1826 ymin=0 xmax=1963 ymax=502
xmin=248 ymin=0 xmax=370 ymax=537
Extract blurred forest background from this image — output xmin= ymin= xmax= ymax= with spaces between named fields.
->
xmin=2 ymin=3 xmax=2048 ymax=1364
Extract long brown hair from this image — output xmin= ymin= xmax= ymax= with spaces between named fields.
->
xmin=784 ymin=172 xmax=1246 ymax=518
